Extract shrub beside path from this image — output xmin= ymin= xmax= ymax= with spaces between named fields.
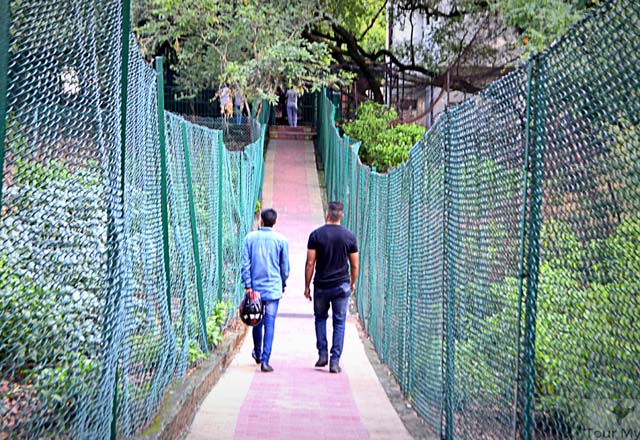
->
xmin=186 ymin=137 xmax=413 ymax=440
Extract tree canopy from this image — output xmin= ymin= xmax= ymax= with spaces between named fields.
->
xmin=134 ymin=0 xmax=352 ymax=104
xmin=134 ymin=0 xmax=599 ymax=105
xmin=307 ymin=0 xmax=598 ymax=99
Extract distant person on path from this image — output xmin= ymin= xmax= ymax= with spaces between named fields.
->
xmin=286 ymin=88 xmax=299 ymax=127
xmin=242 ymin=208 xmax=290 ymax=372
xmin=234 ymin=89 xmax=244 ymax=124
xmin=304 ymin=201 xmax=359 ymax=374
xmin=217 ymin=85 xmax=232 ymax=119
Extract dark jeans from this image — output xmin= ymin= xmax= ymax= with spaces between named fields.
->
xmin=313 ymin=282 xmax=351 ymax=363
xmin=252 ymin=299 xmax=279 ymax=364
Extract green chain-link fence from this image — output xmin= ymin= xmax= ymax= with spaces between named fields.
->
xmin=0 ymin=1 xmax=266 ymax=438
xmin=318 ymin=0 xmax=639 ymax=438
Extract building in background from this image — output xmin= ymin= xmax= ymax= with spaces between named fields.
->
xmin=385 ymin=1 xmax=521 ymax=128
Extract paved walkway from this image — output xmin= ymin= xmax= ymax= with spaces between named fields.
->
xmin=186 ymin=137 xmax=412 ymax=440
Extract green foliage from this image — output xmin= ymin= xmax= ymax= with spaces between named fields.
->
xmin=129 ymin=331 xmax=162 ymax=370
xmin=31 ymin=354 xmax=99 ymax=405
xmin=342 ymin=102 xmax=424 ymax=172
xmin=324 ymin=0 xmax=386 ymax=54
xmin=599 ymin=119 xmax=640 ymax=209
xmin=0 ymin=137 xmax=106 ymax=430
xmin=183 ymin=301 xmax=231 ymax=365
xmin=188 ymin=340 xmax=207 ymax=364
xmin=497 ymin=0 xmax=596 ymax=51
xmin=372 ymin=124 xmax=426 ymax=171
xmin=453 ymin=214 xmax=640 ymax=432
xmin=533 ymin=216 xmax=639 ymax=427
xmin=14 ymin=158 xmax=70 ymax=189
xmin=0 ymin=254 xmax=101 ymax=433
xmin=0 ymin=255 xmax=101 ymax=369
xmin=136 ymin=0 xmax=352 ymax=104
xmin=206 ymin=300 xmax=232 ymax=348
xmin=4 ymin=111 xmax=28 ymax=157
xmin=445 ymin=139 xmax=639 ymax=431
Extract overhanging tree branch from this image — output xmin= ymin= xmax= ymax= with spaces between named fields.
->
xmin=359 ymin=0 xmax=388 ymax=40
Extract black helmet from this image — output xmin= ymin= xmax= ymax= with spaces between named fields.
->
xmin=239 ymin=290 xmax=263 ymax=326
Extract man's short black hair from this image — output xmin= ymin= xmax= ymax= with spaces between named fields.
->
xmin=261 ymin=208 xmax=277 ymax=227
xmin=327 ymin=201 xmax=344 ymax=222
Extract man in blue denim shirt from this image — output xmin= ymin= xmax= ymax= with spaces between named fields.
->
xmin=242 ymin=208 xmax=290 ymax=372
xmin=304 ymin=201 xmax=359 ymax=373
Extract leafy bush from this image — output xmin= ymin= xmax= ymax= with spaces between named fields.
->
xmin=0 ymin=170 xmax=106 ymax=365
xmin=0 ymin=253 xmax=102 ymax=434
xmin=0 ymin=165 xmax=105 ymax=434
xmin=14 ymin=158 xmax=69 ymax=190
xmin=454 ymin=276 xmax=521 ymax=408
xmin=371 ymin=124 xmax=426 ymax=171
xmin=180 ymin=300 xmax=232 ymax=366
xmin=342 ymin=102 xmax=425 ymax=172
xmin=206 ymin=300 xmax=232 ymax=348
xmin=452 ymin=216 xmax=640 ymax=432
xmin=0 ymin=178 xmax=107 ymax=289
xmin=448 ymin=147 xmax=639 ymax=428
xmin=188 ymin=340 xmax=207 ymax=364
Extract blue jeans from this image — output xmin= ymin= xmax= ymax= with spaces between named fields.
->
xmin=252 ymin=299 xmax=279 ymax=364
xmin=234 ymin=105 xmax=242 ymax=124
xmin=286 ymin=105 xmax=297 ymax=127
xmin=313 ymin=282 xmax=350 ymax=363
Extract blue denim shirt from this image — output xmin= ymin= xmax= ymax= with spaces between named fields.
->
xmin=241 ymin=227 xmax=290 ymax=301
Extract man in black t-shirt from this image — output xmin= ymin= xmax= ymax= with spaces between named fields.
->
xmin=304 ymin=201 xmax=359 ymax=374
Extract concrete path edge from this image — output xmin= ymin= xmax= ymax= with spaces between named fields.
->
xmin=136 ymin=322 xmax=248 ymax=440
xmin=352 ymin=317 xmax=438 ymax=440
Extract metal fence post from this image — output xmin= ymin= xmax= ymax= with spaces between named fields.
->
xmin=357 ymin=167 xmax=366 ymax=301
xmin=181 ymin=121 xmax=209 ymax=351
xmin=406 ymin=166 xmax=414 ymax=397
xmin=257 ymin=121 xmax=265 ymax=203
xmin=240 ymin=151 xmax=244 ymax=229
xmin=217 ymin=131 xmax=224 ymax=303
xmin=110 ymin=1 xmax=131 ymax=438
xmin=383 ymin=175 xmax=392 ymax=361
xmin=513 ymin=54 xmax=535 ymax=438
xmin=368 ymin=169 xmax=377 ymax=339
xmin=343 ymin=135 xmax=350 ymax=205
xmin=443 ymin=108 xmax=455 ymax=440
xmin=344 ymin=139 xmax=352 ymax=226
xmin=328 ymin=133 xmax=335 ymax=201
xmin=522 ymin=54 xmax=546 ymax=440
xmin=0 ymin=0 xmax=10 ymax=207
xmin=156 ymin=57 xmax=172 ymax=318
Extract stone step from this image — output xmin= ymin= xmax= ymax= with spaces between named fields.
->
xmin=269 ymin=125 xmax=315 ymax=132
xmin=268 ymin=125 xmax=316 ymax=140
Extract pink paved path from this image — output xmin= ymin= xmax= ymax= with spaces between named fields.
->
xmin=187 ymin=137 xmax=412 ymax=440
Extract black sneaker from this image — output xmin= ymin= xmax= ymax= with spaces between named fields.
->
xmin=261 ymin=362 xmax=274 ymax=373
xmin=251 ymin=349 xmax=261 ymax=365
xmin=329 ymin=362 xmax=341 ymax=374
xmin=315 ymin=354 xmax=328 ymax=368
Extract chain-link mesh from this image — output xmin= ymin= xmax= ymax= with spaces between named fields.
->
xmin=445 ymin=69 xmax=528 ymax=438
xmin=407 ymin=124 xmax=447 ymax=435
xmin=317 ymin=1 xmax=639 ymax=438
xmin=183 ymin=115 xmax=261 ymax=151
xmin=0 ymin=1 xmax=124 ymax=438
xmin=531 ymin=0 xmax=640 ymax=436
xmin=0 ymin=4 xmax=266 ymax=437
xmin=115 ymin=36 xmax=174 ymax=437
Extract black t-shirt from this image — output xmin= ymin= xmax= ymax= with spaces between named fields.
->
xmin=307 ymin=224 xmax=358 ymax=288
